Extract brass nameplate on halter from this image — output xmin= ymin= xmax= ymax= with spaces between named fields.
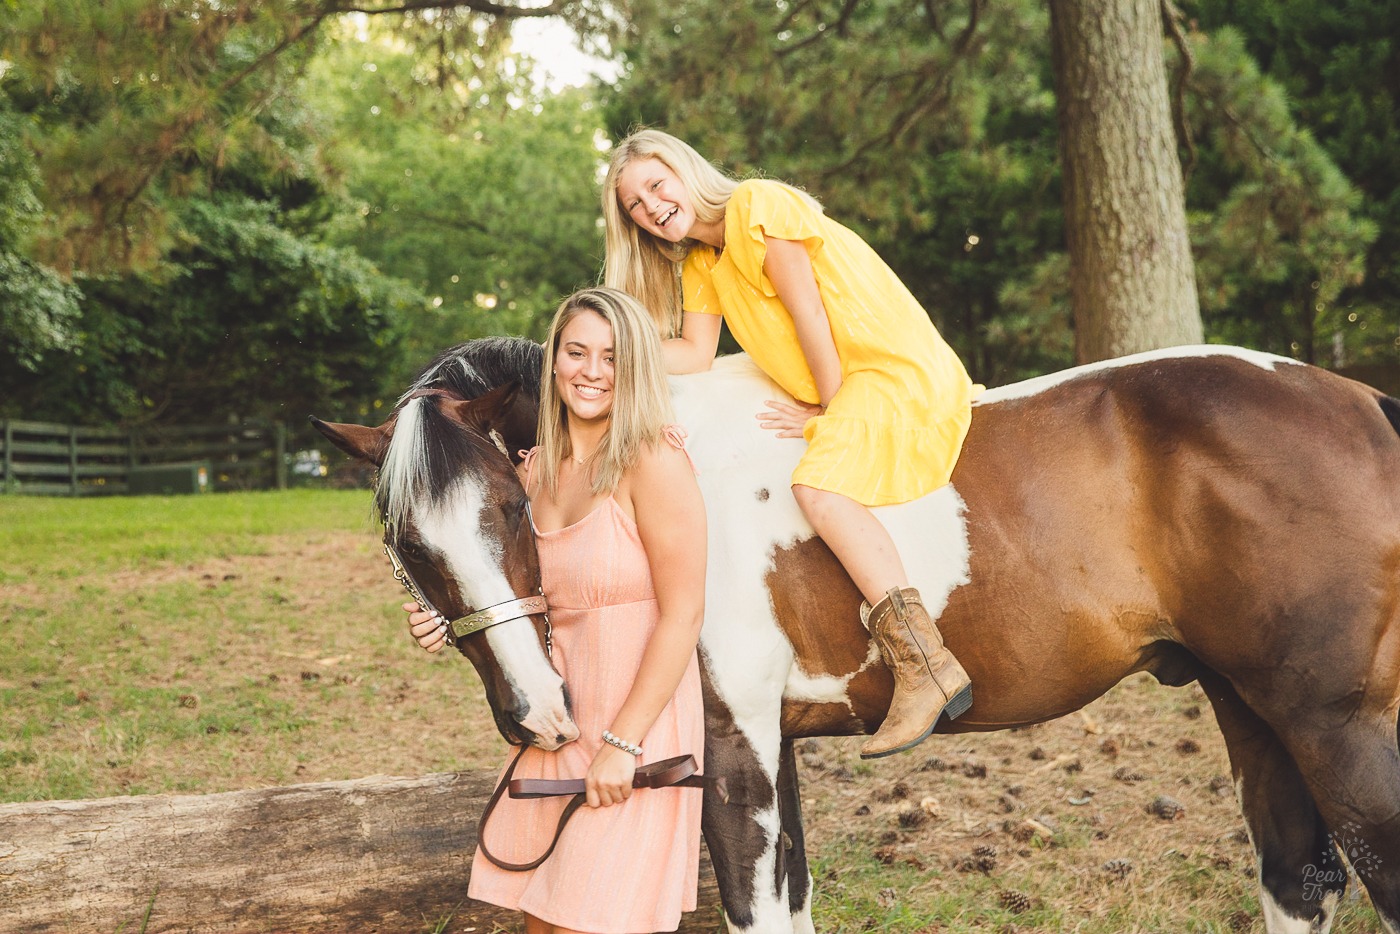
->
xmin=451 ymin=594 xmax=550 ymax=639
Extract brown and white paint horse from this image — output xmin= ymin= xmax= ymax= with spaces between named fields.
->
xmin=314 ymin=338 xmax=1400 ymax=934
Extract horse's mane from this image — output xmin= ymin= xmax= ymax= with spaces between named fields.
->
xmin=403 ymin=336 xmax=544 ymax=403
xmin=378 ymin=337 xmax=544 ymax=539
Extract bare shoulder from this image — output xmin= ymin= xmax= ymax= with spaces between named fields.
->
xmin=626 ymin=438 xmax=704 ymax=548
xmin=630 ymin=438 xmax=696 ymax=492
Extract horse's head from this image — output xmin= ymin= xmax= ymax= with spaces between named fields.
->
xmin=312 ymin=381 xmax=578 ymax=751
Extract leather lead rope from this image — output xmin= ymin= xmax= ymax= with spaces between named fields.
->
xmin=476 ymin=747 xmax=728 ymax=872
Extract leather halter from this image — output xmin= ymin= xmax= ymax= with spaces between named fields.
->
xmin=384 ymin=386 xmax=551 ymax=654
xmin=384 ymin=543 xmax=552 ymax=654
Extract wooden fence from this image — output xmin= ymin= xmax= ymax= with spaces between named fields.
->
xmin=0 ymin=419 xmax=288 ymax=496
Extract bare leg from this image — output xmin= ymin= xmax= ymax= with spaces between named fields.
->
xmin=792 ymin=484 xmax=972 ymax=758
xmin=791 ymin=484 xmax=905 ymax=604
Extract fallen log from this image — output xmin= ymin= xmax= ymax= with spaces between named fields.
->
xmin=0 ymin=769 xmax=724 ymax=934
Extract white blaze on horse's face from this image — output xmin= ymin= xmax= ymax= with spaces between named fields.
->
xmin=415 ymin=475 xmax=577 ymax=751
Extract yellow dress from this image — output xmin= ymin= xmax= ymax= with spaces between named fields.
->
xmin=682 ymin=179 xmax=976 ymax=506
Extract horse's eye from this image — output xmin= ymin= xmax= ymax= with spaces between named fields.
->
xmin=398 ymin=539 xmax=427 ymax=561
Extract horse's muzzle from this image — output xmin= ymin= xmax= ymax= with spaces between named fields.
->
xmin=503 ymin=701 xmax=580 ymax=752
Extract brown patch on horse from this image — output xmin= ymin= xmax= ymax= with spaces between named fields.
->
xmin=765 ymin=539 xmax=894 ymax=737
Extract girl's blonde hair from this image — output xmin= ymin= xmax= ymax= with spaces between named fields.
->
xmin=601 ymin=129 xmax=741 ymax=336
xmin=536 ymin=287 xmax=676 ymax=498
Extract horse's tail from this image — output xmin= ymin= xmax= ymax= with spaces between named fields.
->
xmin=1381 ymin=396 xmax=1400 ymax=439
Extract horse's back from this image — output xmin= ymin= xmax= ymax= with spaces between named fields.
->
xmin=955 ymin=348 xmax=1400 ymax=723
xmin=673 ymin=348 xmax=1400 ymax=737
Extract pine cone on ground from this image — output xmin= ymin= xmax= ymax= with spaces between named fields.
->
xmin=997 ymin=889 xmax=1034 ymax=913
xmin=1102 ymin=857 xmax=1135 ymax=880
xmin=1147 ymin=795 xmax=1187 ymax=820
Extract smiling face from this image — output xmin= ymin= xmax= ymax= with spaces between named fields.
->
xmin=554 ymin=309 xmax=615 ymax=425
xmin=615 ymin=156 xmax=697 ymax=244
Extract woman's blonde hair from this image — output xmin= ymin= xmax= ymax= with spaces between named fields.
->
xmin=601 ymin=129 xmax=741 ymax=336
xmin=535 ymin=287 xmax=676 ymax=498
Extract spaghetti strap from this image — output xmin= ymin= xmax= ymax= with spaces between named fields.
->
xmin=519 ymin=447 xmax=541 ymax=491
xmin=662 ymin=425 xmax=699 ymax=475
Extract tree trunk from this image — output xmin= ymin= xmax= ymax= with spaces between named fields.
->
xmin=0 ymin=771 xmax=723 ymax=934
xmin=1049 ymin=0 xmax=1203 ymax=363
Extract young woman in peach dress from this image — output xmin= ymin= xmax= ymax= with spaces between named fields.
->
xmin=408 ymin=287 xmax=706 ymax=934
xmin=603 ymin=129 xmax=975 ymax=759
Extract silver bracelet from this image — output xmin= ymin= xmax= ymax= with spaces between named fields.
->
xmin=602 ymin=730 xmax=643 ymax=757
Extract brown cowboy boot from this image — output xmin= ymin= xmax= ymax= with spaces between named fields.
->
xmin=859 ymin=586 xmax=973 ymax=759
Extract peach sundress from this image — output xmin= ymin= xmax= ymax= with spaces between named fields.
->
xmin=467 ymin=439 xmax=705 ymax=933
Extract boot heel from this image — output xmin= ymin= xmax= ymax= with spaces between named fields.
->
xmin=944 ymin=684 xmax=973 ymax=721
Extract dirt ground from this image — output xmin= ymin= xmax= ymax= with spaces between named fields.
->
xmin=263 ymin=538 xmax=1386 ymax=931
xmin=8 ymin=527 xmax=1387 ymax=933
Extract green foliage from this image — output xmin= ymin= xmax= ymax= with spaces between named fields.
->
xmin=0 ymin=0 xmax=327 ymax=272
xmin=2 ymin=4 xmax=606 ymax=426
xmin=1186 ymin=0 xmax=1400 ymax=367
xmin=0 ymin=94 xmax=82 ymax=370
xmin=0 ymin=191 xmax=417 ymax=426
xmin=0 ymin=6 xmax=438 ymax=427
xmin=304 ymin=22 xmax=604 ymax=371
xmin=1173 ymin=25 xmax=1378 ymax=363
xmin=4 ymin=0 xmax=1394 ymax=418
xmin=0 ymin=1 xmax=607 ymax=276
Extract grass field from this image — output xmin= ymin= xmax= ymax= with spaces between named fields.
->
xmin=0 ymin=492 xmax=1386 ymax=933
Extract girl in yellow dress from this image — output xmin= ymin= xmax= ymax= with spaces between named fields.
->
xmin=602 ymin=129 xmax=976 ymax=758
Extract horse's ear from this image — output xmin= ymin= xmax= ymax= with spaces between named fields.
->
xmin=310 ymin=416 xmax=392 ymax=466
xmin=450 ymin=382 xmax=523 ymax=432
xmin=439 ymin=383 xmax=537 ymax=463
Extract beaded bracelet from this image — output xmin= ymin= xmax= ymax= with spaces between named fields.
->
xmin=602 ymin=729 xmax=643 ymax=757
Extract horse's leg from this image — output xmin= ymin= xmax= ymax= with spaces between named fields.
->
xmin=701 ymin=681 xmax=794 ymax=934
xmin=775 ymin=738 xmax=815 ymax=934
xmin=1284 ymin=711 xmax=1400 ymax=934
xmin=1197 ymin=669 xmax=1346 ymax=934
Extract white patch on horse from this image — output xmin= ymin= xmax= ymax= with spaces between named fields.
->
xmin=674 ymin=357 xmax=814 ymax=783
xmin=1258 ymin=887 xmax=1324 ymax=934
xmin=1233 ymin=781 xmax=1335 ymax=934
xmin=673 ymin=355 xmax=974 ymax=778
xmin=875 ymin=484 xmax=972 ymax=613
xmin=782 ymin=665 xmax=852 ymax=706
xmin=975 ymin=345 xmax=1304 ymax=406
xmin=791 ymin=883 xmax=816 ymax=934
xmin=416 ymin=475 xmax=573 ymax=749
xmin=674 ymin=355 xmax=973 ymax=934
xmin=719 ymin=809 xmax=791 ymax=934
xmin=379 ymin=397 xmax=430 ymax=534
xmin=1316 ymin=891 xmax=1341 ymax=934
xmin=783 ymin=628 xmax=886 ymax=706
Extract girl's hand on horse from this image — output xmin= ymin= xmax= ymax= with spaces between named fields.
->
xmin=585 ymin=744 xmax=637 ymax=808
xmin=758 ymin=399 xmax=825 ymax=438
xmin=404 ymin=602 xmax=449 ymax=653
